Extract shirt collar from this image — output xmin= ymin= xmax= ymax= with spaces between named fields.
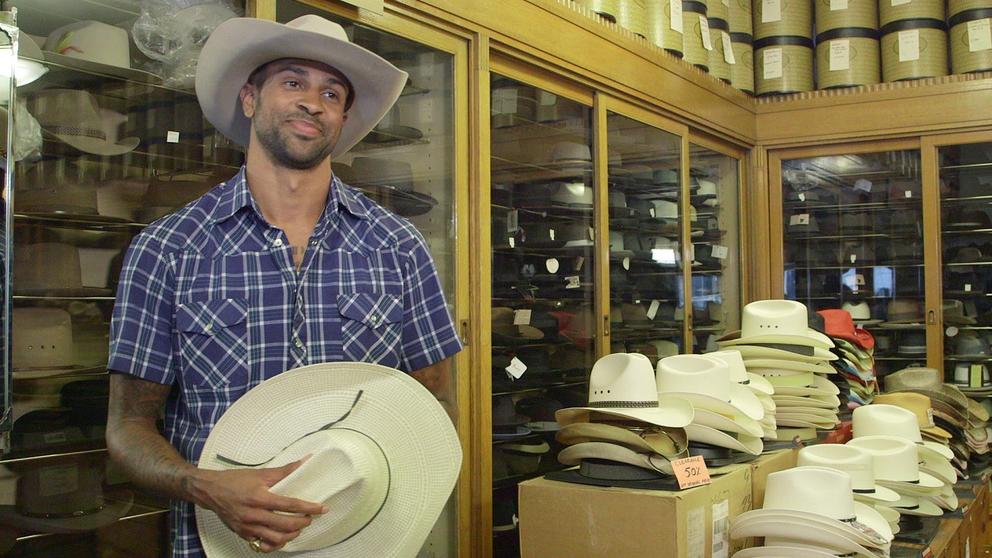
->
xmin=211 ymin=166 xmax=371 ymax=224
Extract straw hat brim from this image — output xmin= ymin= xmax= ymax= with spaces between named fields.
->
xmin=745 ymin=359 xmax=837 ymax=374
xmin=0 ymin=490 xmax=133 ymax=534
xmin=718 ymin=329 xmax=834 ymax=349
xmin=555 ymin=422 xmax=688 ymax=459
xmin=555 ymin=398 xmax=695 ymax=429
xmin=729 ymin=345 xmax=838 ymax=362
xmin=557 ymin=441 xmax=674 ymax=475
xmin=731 ymin=507 xmax=890 ymax=555
xmin=889 ymin=495 xmax=943 ymax=516
xmin=684 ymin=423 xmax=763 ymax=455
xmin=195 ymin=362 xmax=461 ymax=558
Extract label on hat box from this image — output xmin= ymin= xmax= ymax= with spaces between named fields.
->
xmin=565 ymin=276 xmax=581 ymax=289
xmin=789 ymin=213 xmax=809 ymax=226
xmin=712 ymin=499 xmax=730 ymax=558
xmin=968 ymin=19 xmax=992 ymax=52
xmin=688 ymin=507 xmax=705 ymax=558
xmin=166 ymin=131 xmax=180 ymax=143
xmin=647 ymin=300 xmax=661 ymax=320
xmin=508 ymin=237 xmax=515 ymax=248
xmin=507 ymin=209 xmax=518 ymax=232
xmin=700 ymin=16 xmax=713 ymax=50
xmin=513 ymin=309 xmax=532 ymax=326
xmin=798 ymin=192 xmax=806 ymax=202
xmin=830 ymin=40 xmax=851 ymax=71
xmin=505 ymin=357 xmax=527 ymax=379
xmin=899 ymin=30 xmax=921 ymax=62
xmin=761 ymin=0 xmax=782 ymax=22
xmin=671 ymin=1 xmax=684 ymax=33
xmin=891 ymin=0 xmax=910 ymax=5
xmin=763 ymin=48 xmax=784 ymax=79
xmin=830 ymin=0 xmax=848 ymax=10
xmin=712 ymin=245 xmax=729 ymax=259
xmin=965 ymin=283 xmax=972 ymax=292
xmin=722 ymin=32 xmax=736 ymax=63
xmin=674 ymin=455 xmax=711 ymax=488
xmin=854 ymin=179 xmax=872 ymax=192
xmin=947 ymin=326 xmax=959 ymax=337
xmin=492 ymin=87 xmax=518 ymax=114
xmin=622 ymin=256 xmax=631 ymax=270
xmin=546 ymin=258 xmax=560 ymax=274
xmin=38 ymin=464 xmax=79 ymax=498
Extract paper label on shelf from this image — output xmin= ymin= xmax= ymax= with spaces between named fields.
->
xmin=38 ymin=464 xmax=78 ymax=498
xmin=166 ymin=130 xmax=180 ymax=143
xmin=722 ymin=32 xmax=736 ymax=63
xmin=575 ymin=256 xmax=585 ymax=271
xmin=549 ymin=228 xmax=556 ymax=241
xmin=674 ymin=455 xmax=712 ymax=489
xmin=971 ymin=366 xmax=984 ymax=389
xmin=505 ymin=357 xmax=528 ymax=379
xmin=712 ymin=499 xmax=730 ymax=558
xmin=700 ymin=16 xmax=713 ymax=50
xmin=507 ymin=209 xmax=518 ymax=232
xmin=854 ymin=178 xmax=872 ymax=192
xmin=899 ymin=30 xmax=921 ymax=62
xmin=905 ymin=190 xmax=913 ymax=198
xmin=891 ymin=0 xmax=910 ymax=6
xmin=712 ymin=245 xmax=729 ymax=259
xmin=850 ymin=253 xmax=857 ymax=263
xmin=763 ymin=48 xmax=784 ymax=79
xmin=546 ymin=258 xmax=560 ymax=274
xmin=947 ymin=326 xmax=959 ymax=337
xmin=830 ymin=0 xmax=848 ymax=10
xmin=688 ymin=507 xmax=706 ymax=558
xmin=492 ymin=87 xmax=518 ymax=114
xmin=798 ymin=192 xmax=806 ymax=202
xmin=508 ymin=237 xmax=515 ymax=248
xmin=671 ymin=0 xmax=684 ymax=33
xmin=565 ymin=276 xmax=582 ymax=289
xmin=622 ymin=256 xmax=631 ymax=270
xmin=829 ymin=40 xmax=851 ymax=71
xmin=648 ymin=300 xmax=661 ymax=320
xmin=789 ymin=213 xmax=809 ymax=226
xmin=855 ymin=274 xmax=865 ymax=286
xmin=513 ymin=309 xmax=532 ymax=326
xmin=966 ymin=283 xmax=973 ymax=292
xmin=762 ymin=0 xmax=782 ymax=22
xmin=968 ymin=19 xmax=992 ymax=52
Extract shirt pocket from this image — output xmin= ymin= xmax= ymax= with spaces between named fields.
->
xmin=175 ymin=298 xmax=249 ymax=389
xmin=338 ymin=292 xmax=404 ymax=367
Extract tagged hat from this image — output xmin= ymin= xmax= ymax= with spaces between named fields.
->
xmin=195 ymin=363 xmax=461 ymax=558
xmin=657 ymin=354 xmax=764 ymax=436
xmin=719 ymin=300 xmax=835 ymax=350
xmin=797 ymin=444 xmax=900 ymax=503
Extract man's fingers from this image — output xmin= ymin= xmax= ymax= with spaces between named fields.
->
xmin=260 ymin=457 xmax=311 ymax=486
xmin=240 ymin=505 xmax=314 ymax=533
xmin=244 ymin=525 xmax=302 ymax=553
xmin=261 ymin=492 xmax=326 ymax=516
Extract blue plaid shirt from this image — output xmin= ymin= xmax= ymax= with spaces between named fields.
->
xmin=108 ymin=167 xmax=462 ymax=557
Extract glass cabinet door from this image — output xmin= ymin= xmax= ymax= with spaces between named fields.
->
xmin=781 ymin=149 xmax=924 ymax=379
xmin=938 ymin=141 xmax=992 ymax=392
xmin=490 ymin=74 xmax=594 ymax=558
xmin=688 ymin=143 xmax=741 ymax=354
xmin=606 ymin=111 xmax=683 ymax=365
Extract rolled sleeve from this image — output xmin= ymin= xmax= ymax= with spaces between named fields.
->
xmin=398 ymin=234 xmax=463 ymax=372
xmin=108 ymin=232 xmax=176 ymax=385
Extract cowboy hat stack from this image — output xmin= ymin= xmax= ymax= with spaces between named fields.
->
xmin=873 ymin=393 xmax=955 ymax=470
xmin=729 ymin=466 xmax=893 ymax=558
xmin=797 ymin=444 xmax=902 ymax=535
xmin=719 ymin=300 xmax=841 ymax=441
xmin=553 ymin=354 xmax=693 ymax=484
xmin=847 ymin=436 xmax=947 ymax=519
xmin=657 ymin=354 xmax=766 ymax=460
xmin=706 ymin=350 xmax=777 ymax=439
xmin=818 ymin=309 xmax=879 ymax=407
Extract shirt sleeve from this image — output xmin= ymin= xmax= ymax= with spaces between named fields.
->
xmin=398 ymin=232 xmax=463 ymax=372
xmin=107 ymin=231 xmax=176 ymax=385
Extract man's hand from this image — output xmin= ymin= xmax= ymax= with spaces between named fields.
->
xmin=190 ymin=460 xmax=327 ymax=552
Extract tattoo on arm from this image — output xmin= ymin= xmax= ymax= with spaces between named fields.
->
xmin=410 ymin=358 xmax=455 ymax=422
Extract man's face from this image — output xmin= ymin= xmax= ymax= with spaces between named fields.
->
xmin=240 ymin=59 xmax=351 ymax=170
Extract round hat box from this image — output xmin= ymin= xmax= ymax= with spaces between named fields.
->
xmin=684 ymin=0 xmax=712 ymax=70
xmin=815 ymin=0 xmax=878 ymax=32
xmin=646 ymin=0 xmax=686 ymax=54
xmin=618 ymin=0 xmax=650 ymax=36
xmin=731 ymin=0 xmax=754 ymax=33
xmin=815 ymin=29 xmax=882 ymax=87
xmin=731 ymin=33 xmax=756 ymax=92
xmin=754 ymin=36 xmax=815 ymax=94
xmin=949 ymin=9 xmax=992 ymax=73
xmin=753 ymin=0 xmax=813 ymax=39
xmin=709 ymin=19 xmax=734 ymax=81
xmin=879 ymin=0 xmax=944 ymax=27
xmin=880 ymin=19 xmax=949 ymax=81
xmin=950 ymin=0 xmax=992 ymax=18
xmin=574 ymin=0 xmax=623 ymax=21
xmin=709 ymin=0 xmax=731 ymax=22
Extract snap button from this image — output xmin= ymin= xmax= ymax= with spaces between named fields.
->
xmin=294 ymin=338 xmax=304 ymax=349
xmin=204 ymin=324 xmax=213 ymax=333
xmin=370 ymin=315 xmax=380 ymax=326
xmin=273 ymin=238 xmax=284 ymax=247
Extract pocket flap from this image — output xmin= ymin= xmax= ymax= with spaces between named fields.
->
xmin=176 ymin=298 xmax=248 ymax=334
xmin=337 ymin=292 xmax=403 ymax=329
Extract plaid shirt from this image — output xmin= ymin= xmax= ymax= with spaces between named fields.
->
xmin=108 ymin=167 xmax=462 ymax=557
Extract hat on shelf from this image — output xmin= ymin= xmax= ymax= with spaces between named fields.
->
xmin=15 ymin=179 xmax=100 ymax=217
xmin=947 ymin=210 xmax=992 ymax=230
xmin=883 ymin=367 xmax=974 ymax=418
xmin=846 ymin=436 xmax=945 ymax=508
xmin=887 ymin=180 xmax=922 ymax=201
xmin=492 ymin=394 xmax=532 ymax=440
xmin=707 ymin=350 xmax=776 ymax=395
xmin=657 ymin=354 xmax=764 ymax=437
xmin=839 ymin=242 xmax=876 ymax=266
xmin=43 ymin=20 xmax=160 ymax=82
xmin=842 ymin=301 xmax=882 ymax=326
xmin=839 ymin=212 xmax=877 ymax=232
xmin=348 ymin=158 xmax=439 ymax=217
xmin=493 ymin=439 xmax=551 ymax=477
xmin=944 ymin=299 xmax=978 ymax=326
xmin=10 ymin=308 xmax=78 ymax=378
xmin=27 ymin=89 xmax=140 ymax=156
xmin=889 ymin=211 xmax=923 ymax=234
xmin=882 ymin=299 xmax=925 ymax=326
xmin=754 ymin=369 xmax=839 ymax=395
xmin=888 ymin=241 xmax=924 ymax=263
xmin=797 ymin=444 xmax=900 ymax=503
xmin=491 ymin=307 xmax=544 ymax=345
xmin=196 ymin=362 xmax=461 ymax=557
xmin=718 ymin=299 xmax=835 ymax=350
xmin=548 ymin=142 xmax=593 ymax=174
xmin=871 ymin=394 xmax=954 ymax=442
xmin=556 ymin=442 xmax=674 ymax=476
xmin=819 ymin=309 xmax=875 ymax=350
xmin=13 ymin=243 xmax=112 ymax=297
xmin=951 ymin=333 xmax=988 ymax=358
xmin=896 ymin=332 xmax=927 ymax=355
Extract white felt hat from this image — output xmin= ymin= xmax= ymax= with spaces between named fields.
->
xmin=797 ymin=443 xmax=900 ymax=503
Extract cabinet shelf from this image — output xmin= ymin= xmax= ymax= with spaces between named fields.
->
xmin=492 ymin=379 xmax=588 ymax=398
xmin=790 ymin=263 xmax=924 ymax=270
xmin=789 ymin=232 xmax=919 ymax=241
xmin=782 ymin=199 xmax=921 ymax=212
xmin=942 ymin=228 xmax=992 ymax=236
xmin=940 ymin=162 xmax=992 ymax=171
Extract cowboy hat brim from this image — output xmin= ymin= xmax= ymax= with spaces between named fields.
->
xmin=195 ymin=16 xmax=408 ymax=158
xmin=731 ymin=515 xmax=888 ymax=557
xmin=555 ymin=399 xmax=695 ymax=430
xmin=772 ymin=393 xmax=841 ymax=409
xmin=555 ymin=422 xmax=688 ymax=459
xmin=726 ymin=345 xmax=837 ymax=363
xmin=41 ymin=128 xmax=140 ymax=157
xmin=557 ymin=441 xmax=674 ymax=475
xmin=771 ymin=375 xmax=840 ymax=397
xmin=684 ymin=423 xmax=763 ymax=455
xmin=0 ymin=490 xmax=133 ymax=534
xmin=745 ymin=372 xmax=775 ymax=395
xmin=746 ymin=359 xmax=837 ymax=374
xmin=852 ymin=483 xmax=902 ymax=504
xmin=718 ymin=329 xmax=834 ymax=349
xmin=889 ymin=494 xmax=943 ymax=516
xmin=731 ymin=545 xmax=860 ymax=558
xmin=661 ymin=383 xmax=765 ymax=421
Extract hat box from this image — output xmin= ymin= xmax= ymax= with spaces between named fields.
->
xmin=708 ymin=19 xmax=734 ymax=83
xmin=755 ymin=37 xmax=815 ymax=95
xmin=753 ymin=0 xmax=814 ymax=39
xmin=949 ymin=10 xmax=992 ymax=73
xmin=815 ymin=31 xmax=882 ymax=88
xmin=491 ymin=78 xmax=539 ymax=128
xmin=880 ymin=20 xmax=949 ymax=81
xmin=617 ymin=0 xmax=650 ymax=36
xmin=709 ymin=0 xmax=730 ymax=23
xmin=645 ymin=0 xmax=686 ymax=55
xmin=683 ymin=1 xmax=712 ymax=71
xmin=731 ymin=33 xmax=756 ymax=93
xmin=815 ymin=0 xmax=879 ymax=32
xmin=879 ymin=0 xmax=944 ymax=26
xmin=732 ymin=0 xmax=754 ymax=33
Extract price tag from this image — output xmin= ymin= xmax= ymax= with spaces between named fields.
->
xmin=565 ymin=276 xmax=582 ymax=289
xmin=549 ymin=228 xmax=556 ymax=241
xmin=891 ymin=0 xmax=910 ymax=5
xmin=905 ymin=190 xmax=913 ymax=198
xmin=966 ymin=283 xmax=973 ymax=292
xmin=647 ymin=300 xmax=661 ymax=320
xmin=671 ymin=0 xmax=684 ymax=33
xmin=700 ymin=16 xmax=713 ymax=50
xmin=854 ymin=178 xmax=872 ymax=192
xmin=575 ymin=256 xmax=586 ymax=271
xmin=513 ymin=309 xmax=532 ymax=326
xmin=798 ymin=192 xmax=806 ymax=202
xmin=829 ymin=39 xmax=850 ymax=71
xmin=622 ymin=256 xmax=631 ymax=270
xmin=926 ymin=407 xmax=935 ymax=427
xmin=850 ymin=253 xmax=857 ymax=263
xmin=762 ymin=0 xmax=782 ymax=22
xmin=763 ymin=47 xmax=783 ymax=79
xmin=789 ymin=213 xmax=810 ymax=226
xmin=947 ymin=326 xmax=959 ymax=337
xmin=712 ymin=245 xmax=729 ymax=259
xmin=546 ymin=258 xmax=560 ymax=273
xmin=722 ymin=32 xmax=736 ymax=64
xmin=899 ymin=30 xmax=921 ymax=62
xmin=505 ymin=357 xmax=528 ymax=379
xmin=830 ymin=0 xmax=848 ymax=10
xmin=166 ymin=130 xmax=180 ymax=143
xmin=689 ymin=243 xmax=696 ymax=262
xmin=968 ymin=19 xmax=992 ymax=52
xmin=507 ymin=209 xmax=519 ymax=232
xmin=650 ymin=207 xmax=657 ymax=218
xmin=508 ymin=237 xmax=515 ymax=248
xmin=855 ymin=274 xmax=865 ymax=286
xmin=673 ymin=455 xmax=712 ymax=489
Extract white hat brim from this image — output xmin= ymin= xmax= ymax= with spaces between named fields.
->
xmin=719 ymin=329 xmax=834 ymax=349
xmin=195 ymin=362 xmax=460 ymax=558
xmin=732 ymin=545 xmax=856 ymax=558
xmin=557 ymin=441 xmax=673 ymax=474
xmin=772 ymin=374 xmax=840 ymax=396
xmin=195 ymin=16 xmax=408 ymax=158
xmin=684 ymin=423 xmax=763 ymax=455
xmin=757 ymin=392 xmax=776 ymax=413
xmin=919 ymin=456 xmax=957 ymax=485
xmin=732 ymin=516 xmax=887 ymax=556
xmin=664 ymin=399 xmax=763 ymax=437
xmin=745 ymin=359 xmax=837 ymax=374
xmin=661 ymin=385 xmax=765 ymax=421
xmin=42 ymin=128 xmax=140 ymax=157
xmin=0 ymin=490 xmax=133 ymax=534
xmin=555 ymin=422 xmax=688 ymax=458
xmin=725 ymin=345 xmax=838 ymax=363
xmin=555 ymin=397 xmax=695 ymax=429
xmin=921 ymin=441 xmax=955 ymax=461
xmin=889 ymin=495 xmax=943 ymax=516
xmin=775 ymin=415 xmax=840 ymax=429
xmin=772 ymin=393 xmax=841 ymax=409
xmin=852 ymin=484 xmax=902 ymax=504
xmin=745 ymin=372 xmax=776 ymax=395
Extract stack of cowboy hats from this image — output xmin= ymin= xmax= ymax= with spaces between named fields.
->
xmin=717 ymin=300 xmax=841 ymax=441
xmin=657 ymin=353 xmax=766 ymax=462
xmin=873 ymin=392 xmax=956 ymax=473
xmin=819 ymin=309 xmax=879 ymax=406
xmin=552 ymin=353 xmax=693 ymax=485
xmin=729 ymin=466 xmax=894 ymax=558
xmin=847 ymin=436 xmax=949 ymax=521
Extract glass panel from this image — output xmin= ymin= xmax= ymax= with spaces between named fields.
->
xmin=276 ymin=2 xmax=460 ymax=556
xmin=606 ymin=112 xmax=683 ymax=364
xmin=491 ymin=74 xmax=594 ymax=558
xmin=689 ymin=144 xmax=741 ymax=353
xmin=0 ymin=15 xmax=16 ymax=440
xmin=939 ymin=142 xmax=992 ymax=390
xmin=782 ymin=150 xmax=924 ymax=380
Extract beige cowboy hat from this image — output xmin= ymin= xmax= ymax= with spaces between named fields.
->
xmin=707 ymin=350 xmax=775 ymax=395
xmin=195 ymin=362 xmax=461 ymax=558
xmin=797 ymin=444 xmax=900 ymax=503
xmin=718 ymin=299 xmax=835 ymax=349
xmin=196 ymin=15 xmax=408 ymax=158
xmin=758 ymin=370 xmax=839 ymax=396
xmin=684 ymin=423 xmax=764 ymax=455
xmin=656 ymin=354 xmax=764 ymax=437
xmin=852 ymin=404 xmax=955 ymax=463
xmin=884 ymin=367 xmax=988 ymax=425
xmin=557 ymin=442 xmax=674 ymax=475
xmin=746 ymin=359 xmax=837 ymax=374
xmin=873 ymin=392 xmax=952 ymax=440
xmin=847 ymin=436 xmax=944 ymax=494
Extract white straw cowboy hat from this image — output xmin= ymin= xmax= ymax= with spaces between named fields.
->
xmin=718 ymin=300 xmax=835 ymax=349
xmin=745 ymin=358 xmax=837 ymax=374
xmin=846 ymin=436 xmax=944 ymax=494
xmin=196 ymin=15 xmax=408 ymax=158
xmin=772 ymin=393 xmax=841 ymax=409
xmin=797 ymin=444 xmax=900 ymax=503
xmin=684 ymin=424 xmax=764 ymax=455
xmin=852 ymin=404 xmax=955 ymax=462
xmin=195 ymin=362 xmax=461 ymax=558
xmin=556 ymin=353 xmax=694 ymax=429
xmin=557 ymin=442 xmax=675 ymax=475
xmin=707 ymin=350 xmax=775 ymax=395
xmin=555 ymin=422 xmax=689 ymax=459
xmin=732 ymin=545 xmax=859 ymax=558
xmin=756 ymin=370 xmax=839 ymax=396
xmin=656 ymin=354 xmax=764 ymax=435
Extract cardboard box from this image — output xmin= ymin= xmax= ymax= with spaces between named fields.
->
xmin=749 ymin=449 xmax=798 ymax=509
xmin=519 ymin=464 xmax=752 ymax=558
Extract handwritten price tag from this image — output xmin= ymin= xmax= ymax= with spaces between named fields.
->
xmin=673 ymin=455 xmax=712 ymax=489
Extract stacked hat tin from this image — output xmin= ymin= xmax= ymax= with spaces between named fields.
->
xmin=948 ymin=0 xmax=992 ymax=73
xmin=753 ymin=0 xmax=815 ymax=94
xmin=730 ymin=0 xmax=756 ymax=93
xmin=815 ymin=0 xmax=881 ymax=87
xmin=683 ymin=0 xmax=713 ymax=71
xmin=879 ymin=0 xmax=949 ymax=81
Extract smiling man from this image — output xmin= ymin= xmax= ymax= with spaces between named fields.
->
xmin=105 ymin=15 xmax=462 ymax=557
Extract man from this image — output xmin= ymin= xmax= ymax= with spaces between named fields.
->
xmin=105 ymin=15 xmax=462 ymax=557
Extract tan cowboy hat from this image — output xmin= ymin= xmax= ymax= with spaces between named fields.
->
xmin=196 ymin=15 xmax=408 ymax=158
xmin=873 ymin=392 xmax=952 ymax=440
xmin=195 ymin=362 xmax=461 ymax=558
